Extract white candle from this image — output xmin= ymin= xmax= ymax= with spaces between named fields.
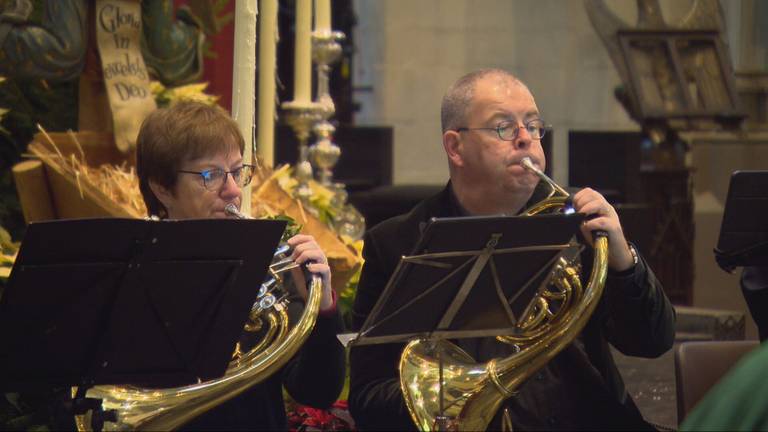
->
xmin=314 ymin=0 xmax=331 ymax=33
xmin=232 ymin=0 xmax=258 ymax=215
xmin=257 ymin=0 xmax=277 ymax=167
xmin=294 ymin=0 xmax=312 ymax=103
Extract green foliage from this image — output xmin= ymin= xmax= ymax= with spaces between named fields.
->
xmin=0 ymin=225 xmax=18 ymax=255
xmin=338 ymin=266 xmax=359 ymax=329
xmin=150 ymin=81 xmax=219 ymax=108
xmin=0 ymin=221 xmax=21 ymax=303
xmin=0 ymin=389 xmax=74 ymax=431
xmin=0 ymin=77 xmax=78 ymax=242
xmin=262 ymin=214 xmax=302 ymax=243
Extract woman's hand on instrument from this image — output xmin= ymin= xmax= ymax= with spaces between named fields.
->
xmin=287 ymin=234 xmax=334 ymax=311
xmin=572 ymin=188 xmax=635 ymax=272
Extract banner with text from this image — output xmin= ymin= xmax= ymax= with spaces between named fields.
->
xmin=95 ymin=0 xmax=157 ymax=153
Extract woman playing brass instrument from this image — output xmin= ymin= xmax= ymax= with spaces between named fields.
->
xmin=135 ymin=101 xmax=345 ymax=430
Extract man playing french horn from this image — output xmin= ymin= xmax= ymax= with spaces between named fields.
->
xmin=135 ymin=101 xmax=346 ymax=430
xmin=349 ymin=69 xmax=675 ymax=430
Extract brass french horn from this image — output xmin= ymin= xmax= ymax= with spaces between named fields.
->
xmin=75 ymin=205 xmax=323 ymax=431
xmin=399 ymin=158 xmax=609 ymax=431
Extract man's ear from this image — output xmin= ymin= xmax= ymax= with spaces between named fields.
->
xmin=148 ymin=180 xmax=174 ymax=210
xmin=443 ymin=130 xmax=464 ymax=168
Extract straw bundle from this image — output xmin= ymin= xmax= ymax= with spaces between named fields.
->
xmin=22 ymin=130 xmax=143 ymax=219
xmin=68 ymin=157 xmax=145 ymax=217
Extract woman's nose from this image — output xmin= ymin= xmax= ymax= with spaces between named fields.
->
xmin=220 ymin=173 xmax=242 ymax=199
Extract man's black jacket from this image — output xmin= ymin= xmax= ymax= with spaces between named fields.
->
xmin=349 ymin=183 xmax=675 ymax=430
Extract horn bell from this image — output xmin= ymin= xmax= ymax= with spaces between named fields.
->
xmin=76 ymin=246 xmax=324 ymax=431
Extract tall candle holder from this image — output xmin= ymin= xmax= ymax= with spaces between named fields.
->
xmin=281 ymin=100 xmax=322 ymax=202
xmin=308 ymin=29 xmax=365 ymax=239
xmin=309 ymin=30 xmax=345 ymax=186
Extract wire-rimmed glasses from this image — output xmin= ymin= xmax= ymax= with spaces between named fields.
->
xmin=455 ymin=119 xmax=548 ymax=141
xmin=178 ymin=164 xmax=256 ymax=190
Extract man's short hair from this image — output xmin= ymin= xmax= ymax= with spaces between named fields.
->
xmin=136 ymin=101 xmax=245 ymax=218
xmin=440 ymin=68 xmax=523 ymax=133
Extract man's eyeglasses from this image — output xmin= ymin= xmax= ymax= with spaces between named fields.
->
xmin=455 ymin=119 xmax=548 ymax=141
xmin=178 ymin=164 xmax=256 ymax=190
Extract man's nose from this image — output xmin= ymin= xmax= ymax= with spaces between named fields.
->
xmin=512 ymin=125 xmax=532 ymax=150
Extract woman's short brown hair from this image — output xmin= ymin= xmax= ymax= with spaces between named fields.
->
xmin=136 ymin=101 xmax=245 ymax=218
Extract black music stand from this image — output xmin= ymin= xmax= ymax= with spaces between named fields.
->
xmin=714 ymin=171 xmax=768 ymax=272
xmin=345 ymin=213 xmax=584 ymax=428
xmin=349 ymin=213 xmax=584 ymax=346
xmin=0 ymin=217 xmax=285 ymax=428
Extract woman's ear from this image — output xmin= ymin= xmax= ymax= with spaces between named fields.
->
xmin=443 ymin=130 xmax=464 ymax=168
xmin=148 ymin=180 xmax=174 ymax=211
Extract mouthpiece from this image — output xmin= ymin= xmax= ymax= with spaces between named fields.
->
xmin=520 ymin=157 xmax=540 ymax=175
xmin=520 ymin=157 xmax=569 ymax=197
xmin=225 ymin=203 xmax=250 ymax=219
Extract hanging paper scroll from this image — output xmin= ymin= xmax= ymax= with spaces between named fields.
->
xmin=95 ymin=0 xmax=157 ymax=153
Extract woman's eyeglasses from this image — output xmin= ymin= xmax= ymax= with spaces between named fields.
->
xmin=177 ymin=164 xmax=256 ymax=190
